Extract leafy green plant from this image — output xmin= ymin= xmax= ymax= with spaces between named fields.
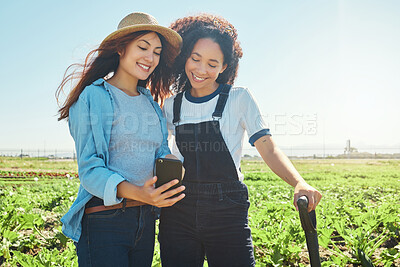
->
xmin=1 ymin=158 xmax=399 ymax=266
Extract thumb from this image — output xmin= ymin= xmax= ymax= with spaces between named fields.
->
xmin=144 ymin=176 xmax=157 ymax=187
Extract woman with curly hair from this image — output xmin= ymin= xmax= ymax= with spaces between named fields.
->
xmin=159 ymin=14 xmax=322 ymax=266
xmin=56 ymin=12 xmax=185 ymax=266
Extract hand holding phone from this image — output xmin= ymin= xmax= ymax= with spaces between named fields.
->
xmin=154 ymin=158 xmax=183 ymax=191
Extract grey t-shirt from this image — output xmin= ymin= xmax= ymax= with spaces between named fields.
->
xmin=107 ymin=82 xmax=163 ymax=186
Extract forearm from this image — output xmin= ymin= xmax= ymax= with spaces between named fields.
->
xmin=116 ymin=181 xmax=142 ymax=201
xmin=116 ymin=178 xmax=186 ymax=207
xmin=255 ymin=136 xmax=305 ymax=187
xmin=255 ymin=135 xmax=322 ymax=211
xmin=117 ymin=154 xmax=183 ymax=203
xmin=263 ymin=147 xmax=305 ymax=187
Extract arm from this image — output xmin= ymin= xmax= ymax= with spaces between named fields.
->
xmin=69 ymin=97 xmax=126 ymax=206
xmin=70 ymin=96 xmax=184 ymax=207
xmin=254 ymin=135 xmax=322 ymax=211
xmin=115 ymin=132 xmax=185 ymax=206
xmin=117 ymin=178 xmax=185 ymax=207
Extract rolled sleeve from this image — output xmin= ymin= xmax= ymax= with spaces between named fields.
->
xmin=103 ymin=173 xmax=125 ymax=206
xmin=239 ymin=88 xmax=271 ymax=146
xmin=249 ymin=129 xmax=272 ymax=146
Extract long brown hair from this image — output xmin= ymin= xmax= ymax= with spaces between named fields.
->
xmin=56 ymin=31 xmax=173 ymax=121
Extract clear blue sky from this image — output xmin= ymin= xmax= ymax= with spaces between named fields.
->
xmin=1 ymin=0 xmax=399 ymax=155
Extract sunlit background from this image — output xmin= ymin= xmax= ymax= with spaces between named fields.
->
xmin=1 ymin=0 xmax=399 ymax=157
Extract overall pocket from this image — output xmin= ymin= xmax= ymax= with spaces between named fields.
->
xmin=223 ymin=191 xmax=250 ymax=208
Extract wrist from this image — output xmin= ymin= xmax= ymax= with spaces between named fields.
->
xmin=117 ymin=181 xmax=141 ymax=200
xmin=293 ymin=177 xmax=307 ymax=187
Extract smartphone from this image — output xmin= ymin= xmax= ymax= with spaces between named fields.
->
xmin=154 ymin=158 xmax=183 ymax=192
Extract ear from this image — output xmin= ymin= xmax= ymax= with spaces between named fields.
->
xmin=220 ymin=64 xmax=228 ymax=74
xmin=117 ymin=48 xmax=125 ymax=57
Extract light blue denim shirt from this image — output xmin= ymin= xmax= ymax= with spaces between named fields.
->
xmin=61 ymin=78 xmax=171 ymax=242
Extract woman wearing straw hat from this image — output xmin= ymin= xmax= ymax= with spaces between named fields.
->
xmin=56 ymin=12 xmax=185 ymax=266
xmin=159 ymin=14 xmax=322 ymax=266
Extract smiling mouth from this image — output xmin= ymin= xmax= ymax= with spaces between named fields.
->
xmin=137 ymin=63 xmax=151 ymax=72
xmin=192 ymin=73 xmax=206 ymax=82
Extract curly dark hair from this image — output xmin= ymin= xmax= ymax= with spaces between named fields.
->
xmin=170 ymin=14 xmax=243 ymax=92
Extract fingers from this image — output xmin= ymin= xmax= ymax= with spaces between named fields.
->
xmin=141 ymin=177 xmax=186 ymax=207
xmin=161 ymin=185 xmax=186 ymax=199
xmin=154 ymin=179 xmax=181 ymax=194
xmin=307 ymin=194 xmax=315 ymax=212
xmin=293 ymin=181 xmax=322 ymax=212
xmin=144 ymin=176 xmax=157 ymax=187
xmin=157 ymin=192 xmax=186 ymax=207
xmin=293 ymin=193 xmax=299 ymax=211
xmin=155 ymin=183 xmax=185 ymax=207
xmin=294 ymin=190 xmax=322 ymax=212
xmin=308 ymin=190 xmax=322 ymax=211
xmin=314 ymin=191 xmax=322 ymax=210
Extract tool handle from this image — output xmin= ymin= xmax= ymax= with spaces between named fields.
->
xmin=297 ymin=195 xmax=317 ymax=232
xmin=297 ymin=195 xmax=321 ymax=267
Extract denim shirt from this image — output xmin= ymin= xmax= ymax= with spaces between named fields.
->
xmin=61 ymin=78 xmax=171 ymax=242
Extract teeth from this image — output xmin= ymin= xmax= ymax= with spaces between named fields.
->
xmin=138 ymin=63 xmax=150 ymax=70
xmin=193 ymin=74 xmax=205 ymax=81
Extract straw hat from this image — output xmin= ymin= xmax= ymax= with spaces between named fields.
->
xmin=100 ymin=12 xmax=182 ymax=63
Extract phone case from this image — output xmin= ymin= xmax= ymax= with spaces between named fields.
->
xmin=154 ymin=158 xmax=183 ymax=190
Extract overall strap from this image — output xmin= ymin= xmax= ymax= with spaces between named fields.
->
xmin=173 ymin=92 xmax=184 ymax=124
xmin=212 ymin=84 xmax=232 ymax=119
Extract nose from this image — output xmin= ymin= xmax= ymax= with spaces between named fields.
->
xmin=143 ymin=51 xmax=154 ymax=63
xmin=196 ymin=63 xmax=207 ymax=75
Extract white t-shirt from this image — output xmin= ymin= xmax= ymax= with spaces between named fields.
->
xmin=163 ymin=85 xmax=270 ymax=180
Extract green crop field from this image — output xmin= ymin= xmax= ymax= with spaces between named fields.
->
xmin=0 ymin=157 xmax=399 ymax=266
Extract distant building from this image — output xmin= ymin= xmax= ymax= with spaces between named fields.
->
xmin=344 ymin=140 xmax=358 ymax=154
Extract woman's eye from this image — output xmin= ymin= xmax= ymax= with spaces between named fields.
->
xmin=209 ymin=64 xmax=216 ymax=68
xmin=191 ymin=57 xmax=199 ymax=62
xmin=138 ymin=46 xmax=146 ymax=51
xmin=154 ymin=52 xmax=161 ymax=56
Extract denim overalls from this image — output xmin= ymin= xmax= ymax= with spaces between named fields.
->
xmin=159 ymin=84 xmax=256 ymax=267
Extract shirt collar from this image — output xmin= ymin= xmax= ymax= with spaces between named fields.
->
xmin=93 ymin=78 xmax=105 ymax=86
xmin=92 ymin=78 xmax=151 ymax=96
xmin=137 ymin=86 xmax=151 ymax=96
xmin=184 ymin=83 xmax=223 ymax=103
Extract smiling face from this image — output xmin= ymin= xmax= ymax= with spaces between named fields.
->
xmin=185 ymin=38 xmax=227 ymax=94
xmin=117 ymin=32 xmax=162 ymax=82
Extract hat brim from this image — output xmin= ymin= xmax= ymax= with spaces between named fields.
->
xmin=100 ymin=25 xmax=182 ymax=64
